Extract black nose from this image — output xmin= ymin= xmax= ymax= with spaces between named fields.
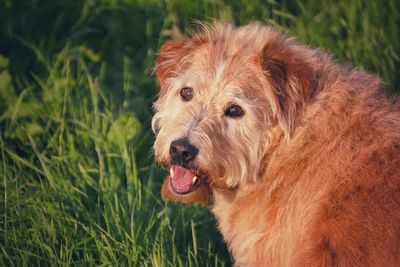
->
xmin=169 ymin=138 xmax=198 ymax=166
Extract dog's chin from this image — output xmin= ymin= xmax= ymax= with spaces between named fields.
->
xmin=161 ymin=165 xmax=212 ymax=206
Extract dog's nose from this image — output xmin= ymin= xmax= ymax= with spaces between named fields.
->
xmin=169 ymin=138 xmax=198 ymax=166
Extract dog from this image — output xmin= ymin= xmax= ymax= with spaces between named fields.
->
xmin=152 ymin=22 xmax=400 ymax=266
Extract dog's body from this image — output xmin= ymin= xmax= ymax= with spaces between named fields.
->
xmin=152 ymin=22 xmax=400 ymax=266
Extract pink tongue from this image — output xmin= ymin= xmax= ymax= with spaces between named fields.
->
xmin=171 ymin=166 xmax=196 ymax=191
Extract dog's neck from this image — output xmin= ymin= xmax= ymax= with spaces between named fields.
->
xmin=212 ymin=125 xmax=285 ymax=204
xmin=210 ymin=124 xmax=302 ymax=229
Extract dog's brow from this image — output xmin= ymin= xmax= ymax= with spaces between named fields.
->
xmin=211 ymin=61 xmax=228 ymax=91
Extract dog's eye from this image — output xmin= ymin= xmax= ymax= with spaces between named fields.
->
xmin=225 ymin=105 xmax=244 ymax=118
xmin=180 ymin=87 xmax=193 ymax=101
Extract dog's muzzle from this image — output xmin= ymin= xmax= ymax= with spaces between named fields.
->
xmin=160 ymin=138 xmax=212 ymax=206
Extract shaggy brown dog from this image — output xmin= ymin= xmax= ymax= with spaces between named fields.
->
xmin=152 ymin=22 xmax=400 ymax=266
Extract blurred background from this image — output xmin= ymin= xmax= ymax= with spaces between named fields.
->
xmin=0 ymin=0 xmax=399 ymax=266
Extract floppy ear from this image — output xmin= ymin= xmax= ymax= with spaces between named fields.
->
xmin=155 ymin=38 xmax=193 ymax=97
xmin=261 ymin=32 xmax=314 ymax=135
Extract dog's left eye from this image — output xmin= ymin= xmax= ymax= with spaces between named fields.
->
xmin=224 ymin=105 xmax=244 ymax=118
xmin=180 ymin=87 xmax=193 ymax=101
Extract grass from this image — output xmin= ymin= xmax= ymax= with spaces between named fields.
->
xmin=0 ymin=0 xmax=399 ymax=266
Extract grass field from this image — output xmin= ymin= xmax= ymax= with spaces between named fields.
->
xmin=1 ymin=0 xmax=399 ymax=266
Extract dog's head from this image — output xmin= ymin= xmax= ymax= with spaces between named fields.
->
xmin=152 ymin=22 xmax=314 ymax=205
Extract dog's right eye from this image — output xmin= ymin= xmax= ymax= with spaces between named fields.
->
xmin=224 ymin=104 xmax=244 ymax=118
xmin=180 ymin=87 xmax=193 ymax=101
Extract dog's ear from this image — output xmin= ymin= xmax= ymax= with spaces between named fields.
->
xmin=155 ymin=38 xmax=193 ymax=97
xmin=261 ymin=32 xmax=313 ymax=136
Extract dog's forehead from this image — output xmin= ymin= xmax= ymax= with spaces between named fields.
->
xmin=176 ymin=52 xmax=262 ymax=102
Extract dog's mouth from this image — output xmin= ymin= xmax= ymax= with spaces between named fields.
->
xmin=169 ymin=166 xmax=200 ymax=194
xmin=161 ymin=165 xmax=212 ymax=206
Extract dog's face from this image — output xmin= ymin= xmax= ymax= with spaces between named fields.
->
xmin=152 ymin=23 xmax=313 ymax=205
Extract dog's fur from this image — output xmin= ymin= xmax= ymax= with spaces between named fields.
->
xmin=152 ymin=22 xmax=400 ymax=266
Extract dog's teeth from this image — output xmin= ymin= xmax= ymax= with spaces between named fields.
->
xmin=192 ymin=176 xmax=197 ymax=184
xmin=170 ymin=168 xmax=174 ymax=177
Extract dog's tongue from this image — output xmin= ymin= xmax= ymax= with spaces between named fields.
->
xmin=170 ymin=166 xmax=196 ymax=193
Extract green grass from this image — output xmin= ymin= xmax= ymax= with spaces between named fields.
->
xmin=0 ymin=0 xmax=399 ymax=266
